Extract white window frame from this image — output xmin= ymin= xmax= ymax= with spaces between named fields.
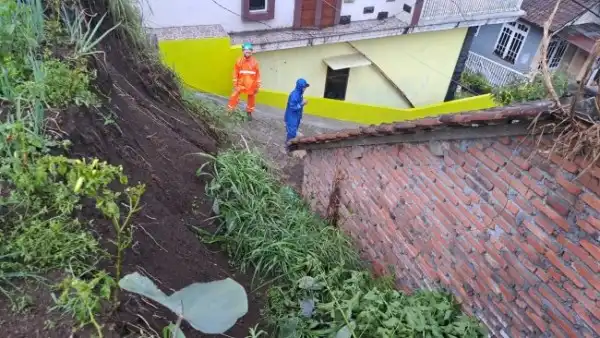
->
xmin=493 ymin=21 xmax=530 ymax=65
xmin=249 ymin=0 xmax=268 ymax=12
xmin=546 ymin=39 xmax=568 ymax=70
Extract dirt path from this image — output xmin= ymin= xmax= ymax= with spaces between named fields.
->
xmin=197 ymin=92 xmax=359 ymax=190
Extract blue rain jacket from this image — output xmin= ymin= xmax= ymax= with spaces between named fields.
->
xmin=285 ymin=78 xmax=309 ymax=142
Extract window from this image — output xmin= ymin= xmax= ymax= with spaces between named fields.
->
xmin=493 ymin=22 xmax=529 ymax=64
xmin=242 ymin=0 xmax=275 ymax=21
xmin=546 ymin=39 xmax=568 ymax=69
xmin=474 ymin=26 xmax=480 ymax=37
xmin=324 ymin=67 xmax=350 ymax=100
xmin=249 ymin=0 xmax=267 ymax=12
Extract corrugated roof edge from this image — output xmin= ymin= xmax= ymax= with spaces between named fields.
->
xmin=288 ymin=100 xmax=556 ymax=151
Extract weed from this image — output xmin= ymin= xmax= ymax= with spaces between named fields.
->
xmin=51 ymin=270 xmax=115 ymax=337
xmin=200 ymin=150 xmax=487 ymax=337
xmin=61 ymin=5 xmax=121 ymax=58
xmin=492 ymin=71 xmax=568 ymax=106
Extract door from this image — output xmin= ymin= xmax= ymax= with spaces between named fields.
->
xmin=321 ymin=0 xmax=336 ymax=27
xmin=298 ymin=0 xmax=316 ymax=28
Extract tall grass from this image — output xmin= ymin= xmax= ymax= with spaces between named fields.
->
xmin=200 ymin=149 xmax=487 ymax=338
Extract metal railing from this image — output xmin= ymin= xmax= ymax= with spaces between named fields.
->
xmin=465 ymin=51 xmax=527 ymax=87
xmin=420 ymin=0 xmax=523 ymax=22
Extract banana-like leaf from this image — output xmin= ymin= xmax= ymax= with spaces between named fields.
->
xmin=119 ymin=272 xmax=248 ymax=334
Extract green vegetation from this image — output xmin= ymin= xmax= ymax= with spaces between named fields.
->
xmin=0 ymin=0 xmax=146 ymax=335
xmin=460 ymin=70 xmax=493 ymax=95
xmin=458 ymin=69 xmax=568 ymax=106
xmin=199 ymin=150 xmax=487 ymax=338
xmin=492 ymin=72 xmax=568 ymax=106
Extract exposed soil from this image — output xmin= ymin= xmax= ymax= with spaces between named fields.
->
xmin=1 ymin=1 xmax=265 ymax=337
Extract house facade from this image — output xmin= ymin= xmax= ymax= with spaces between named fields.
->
xmin=290 ymin=102 xmax=600 ymax=337
xmin=466 ymin=0 xmax=600 ymax=87
xmin=142 ymin=0 xmax=524 ymax=108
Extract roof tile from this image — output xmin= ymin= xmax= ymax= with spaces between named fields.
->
xmin=289 ymin=100 xmax=555 ymax=150
xmin=522 ymin=0 xmax=598 ymax=30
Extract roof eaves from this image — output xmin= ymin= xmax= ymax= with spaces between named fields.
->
xmin=289 ymin=100 xmax=555 ymax=151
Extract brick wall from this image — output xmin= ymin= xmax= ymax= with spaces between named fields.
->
xmin=302 ymin=136 xmax=600 ymax=337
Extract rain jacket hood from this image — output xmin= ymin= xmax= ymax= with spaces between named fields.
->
xmin=294 ymin=78 xmax=309 ymax=91
xmin=284 ymin=78 xmax=309 ymax=143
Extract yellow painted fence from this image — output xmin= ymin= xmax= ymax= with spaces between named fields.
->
xmin=159 ymin=37 xmax=497 ymax=125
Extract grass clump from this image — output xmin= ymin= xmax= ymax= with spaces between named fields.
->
xmin=199 ymin=149 xmax=487 ymax=338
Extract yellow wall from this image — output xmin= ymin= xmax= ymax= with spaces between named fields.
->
xmin=158 ymin=32 xmax=498 ymax=125
xmin=255 ymin=28 xmax=467 ymax=108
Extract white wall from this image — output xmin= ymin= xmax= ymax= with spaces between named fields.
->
xmin=340 ymin=0 xmax=415 ymax=23
xmin=140 ymin=0 xmax=295 ymax=33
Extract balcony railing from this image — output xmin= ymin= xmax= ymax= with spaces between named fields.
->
xmin=465 ymin=51 xmax=527 ymax=87
xmin=420 ymin=0 xmax=523 ymax=23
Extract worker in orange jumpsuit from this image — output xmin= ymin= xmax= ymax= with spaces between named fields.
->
xmin=227 ymin=42 xmax=261 ymax=120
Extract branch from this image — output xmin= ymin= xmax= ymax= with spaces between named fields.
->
xmin=539 ymin=0 xmax=567 ymax=115
xmin=571 ymin=40 xmax=600 ymax=117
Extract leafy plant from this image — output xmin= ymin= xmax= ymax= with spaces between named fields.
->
xmin=460 ymin=70 xmax=492 ymax=95
xmin=199 ymin=150 xmax=487 ymax=337
xmin=119 ymin=272 xmax=249 ymax=334
xmin=61 ymin=5 xmax=121 ymax=58
xmin=51 ymin=270 xmax=116 ymax=337
xmin=492 ymin=71 xmax=568 ymax=106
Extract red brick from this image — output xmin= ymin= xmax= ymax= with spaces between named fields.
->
xmin=549 ymin=283 xmax=570 ymax=301
xmin=579 ymin=173 xmax=600 ymax=196
xmin=545 ymin=250 xmax=586 ymax=288
xmin=524 ymin=219 xmax=560 ymax=253
xmin=557 ymin=235 xmax=598 ymax=273
xmin=563 ymin=282 xmax=597 ymax=317
xmin=484 ymin=147 xmax=507 ymax=166
xmin=581 ymin=193 xmax=600 ymax=211
xmin=531 ymin=198 xmax=570 ymax=231
xmin=546 ymin=193 xmax=571 ymax=217
xmin=550 ymin=155 xmax=579 ymax=174
xmin=529 ymin=167 xmax=545 ymax=180
xmin=556 ymin=174 xmax=583 ymax=195
xmin=548 ymin=267 xmax=563 ymax=281
xmin=580 ymin=239 xmax=600 ymax=261
xmin=585 ymin=216 xmax=600 ymax=231
xmin=573 ymin=261 xmax=600 ymax=291
xmin=573 ymin=303 xmax=600 ymax=333
xmin=522 ymin=175 xmax=547 ymax=197
xmin=577 ymin=218 xmax=597 ymax=235
xmin=468 ymin=147 xmax=500 ymax=171
xmin=535 ymin=215 xmax=558 ymax=234
xmin=526 ymin=309 xmax=547 ymax=332
xmin=539 ymin=285 xmax=576 ymax=323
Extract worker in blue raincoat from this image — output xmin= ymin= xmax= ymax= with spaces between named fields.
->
xmin=285 ymin=78 xmax=310 ymax=150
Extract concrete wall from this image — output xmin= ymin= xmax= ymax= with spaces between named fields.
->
xmin=140 ymin=0 xmax=295 ymax=32
xmin=158 ymin=35 xmax=498 ymax=125
xmin=470 ymin=21 xmax=542 ymax=73
xmin=340 ymin=0 xmax=414 ymax=23
xmin=255 ymin=27 xmax=468 ymax=108
xmin=303 ymin=136 xmax=600 ymax=337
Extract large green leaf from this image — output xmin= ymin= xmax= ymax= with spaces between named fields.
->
xmin=119 ymin=272 xmax=248 ymax=334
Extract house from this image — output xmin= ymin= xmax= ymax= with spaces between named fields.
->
xmin=466 ymin=0 xmax=600 ymax=87
xmin=289 ymin=103 xmax=600 ymax=337
xmin=141 ymin=0 xmax=524 ymax=108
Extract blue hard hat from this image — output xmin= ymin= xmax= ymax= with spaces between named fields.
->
xmin=242 ymin=42 xmax=253 ymax=51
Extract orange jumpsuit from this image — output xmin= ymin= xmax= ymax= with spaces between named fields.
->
xmin=227 ymin=56 xmax=261 ymax=114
